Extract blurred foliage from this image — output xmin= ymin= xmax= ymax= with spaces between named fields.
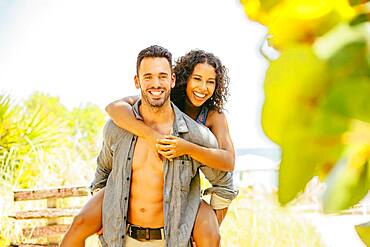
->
xmin=356 ymin=220 xmax=370 ymax=245
xmin=240 ymin=0 xmax=369 ymax=207
xmin=241 ymin=0 xmax=358 ymax=49
xmin=0 ymin=92 xmax=105 ymax=188
xmin=240 ymin=0 xmax=369 ymax=244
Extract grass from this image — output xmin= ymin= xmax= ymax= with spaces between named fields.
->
xmin=220 ymin=188 xmax=325 ymax=247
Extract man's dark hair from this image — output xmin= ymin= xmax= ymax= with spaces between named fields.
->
xmin=171 ymin=50 xmax=230 ymax=113
xmin=136 ymin=45 xmax=173 ymax=74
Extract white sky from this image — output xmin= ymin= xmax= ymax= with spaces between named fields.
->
xmin=0 ymin=0 xmax=277 ymax=149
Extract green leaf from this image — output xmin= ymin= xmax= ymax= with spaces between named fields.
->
xmin=278 ymin=154 xmax=316 ymax=205
xmin=278 ymin=133 xmax=317 ymax=205
xmin=355 ymin=220 xmax=370 ymax=246
xmin=350 ymin=13 xmax=370 ymax=26
xmin=314 ymin=23 xmax=368 ymax=60
xmin=323 ymin=158 xmax=370 ymax=212
xmin=278 ymin=126 xmax=345 ymax=205
xmin=349 ymin=0 xmax=368 ymax=6
xmin=260 ymin=0 xmax=279 ymax=11
xmin=327 ymin=40 xmax=369 ymax=80
xmin=322 ymin=77 xmax=370 ymax=122
xmin=262 ymin=45 xmax=328 ymax=144
xmin=312 ymin=110 xmax=350 ymax=135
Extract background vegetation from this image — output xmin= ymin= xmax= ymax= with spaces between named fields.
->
xmin=0 ymin=92 xmax=105 ymax=189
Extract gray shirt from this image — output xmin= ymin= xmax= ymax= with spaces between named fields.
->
xmin=90 ymin=100 xmax=238 ymax=247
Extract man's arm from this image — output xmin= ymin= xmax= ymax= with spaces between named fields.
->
xmin=194 ymin=125 xmax=237 ymax=198
xmin=193 ymin=127 xmax=238 ymax=223
xmin=199 ymin=164 xmax=238 ymax=202
xmin=90 ymin=121 xmax=115 ymax=192
xmin=199 ymin=164 xmax=238 ymax=224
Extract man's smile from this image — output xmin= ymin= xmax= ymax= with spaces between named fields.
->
xmin=148 ymin=89 xmax=165 ymax=97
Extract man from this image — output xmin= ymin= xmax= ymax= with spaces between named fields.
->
xmin=91 ymin=45 xmax=237 ymax=247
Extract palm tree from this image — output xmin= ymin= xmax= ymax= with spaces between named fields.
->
xmin=0 ymin=94 xmax=65 ymax=188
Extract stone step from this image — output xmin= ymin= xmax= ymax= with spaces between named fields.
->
xmin=9 ymin=208 xmax=80 ymax=220
xmin=22 ymin=224 xmax=70 ymax=238
xmin=11 ymin=244 xmax=59 ymax=247
xmin=13 ymin=186 xmax=89 ymax=201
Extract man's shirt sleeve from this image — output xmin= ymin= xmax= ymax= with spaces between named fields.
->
xmin=199 ymin=161 xmax=238 ymax=202
xmin=90 ymin=121 xmax=114 ymax=192
xmin=196 ymin=128 xmax=238 ymax=203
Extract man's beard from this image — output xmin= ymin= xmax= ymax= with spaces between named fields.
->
xmin=141 ymin=87 xmax=171 ymax=108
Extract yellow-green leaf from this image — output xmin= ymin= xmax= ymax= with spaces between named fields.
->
xmin=323 ymin=156 xmax=370 ymax=212
xmin=262 ymin=45 xmax=327 ymax=144
xmin=322 ymin=77 xmax=370 ymax=122
xmin=355 ymin=220 xmax=370 ymax=246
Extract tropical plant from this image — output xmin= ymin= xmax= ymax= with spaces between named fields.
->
xmin=0 ymin=92 xmax=105 ymax=188
xmin=0 ymin=94 xmax=65 ymax=187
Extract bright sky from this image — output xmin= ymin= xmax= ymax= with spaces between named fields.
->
xmin=0 ymin=0 xmax=277 ymax=149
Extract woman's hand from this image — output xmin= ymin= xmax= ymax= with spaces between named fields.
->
xmin=156 ymin=135 xmax=190 ymax=160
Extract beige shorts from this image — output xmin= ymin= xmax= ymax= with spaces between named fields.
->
xmin=124 ymin=235 xmax=165 ymax=247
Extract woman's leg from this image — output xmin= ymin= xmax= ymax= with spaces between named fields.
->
xmin=192 ymin=200 xmax=221 ymax=247
xmin=59 ymin=188 xmax=104 ymax=247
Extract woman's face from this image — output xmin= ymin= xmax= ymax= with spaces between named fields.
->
xmin=186 ymin=63 xmax=217 ymax=107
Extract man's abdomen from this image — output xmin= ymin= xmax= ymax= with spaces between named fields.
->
xmin=128 ymin=173 xmax=164 ymax=227
xmin=129 ymin=138 xmax=165 ymax=228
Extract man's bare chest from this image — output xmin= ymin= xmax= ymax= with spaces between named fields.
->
xmin=131 ymin=137 xmax=164 ymax=175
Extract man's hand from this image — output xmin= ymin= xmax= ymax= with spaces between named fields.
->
xmin=214 ymin=207 xmax=228 ymax=225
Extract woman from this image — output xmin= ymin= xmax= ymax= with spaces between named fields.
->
xmin=60 ymin=50 xmax=235 ymax=247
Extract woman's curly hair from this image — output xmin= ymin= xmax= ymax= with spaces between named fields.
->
xmin=171 ymin=50 xmax=230 ymax=113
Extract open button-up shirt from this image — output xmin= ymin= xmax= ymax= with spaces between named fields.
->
xmin=90 ymin=100 xmax=238 ymax=247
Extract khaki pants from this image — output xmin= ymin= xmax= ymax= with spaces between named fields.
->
xmin=124 ymin=235 xmax=165 ymax=247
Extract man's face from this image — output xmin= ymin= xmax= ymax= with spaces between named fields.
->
xmin=135 ymin=57 xmax=175 ymax=108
